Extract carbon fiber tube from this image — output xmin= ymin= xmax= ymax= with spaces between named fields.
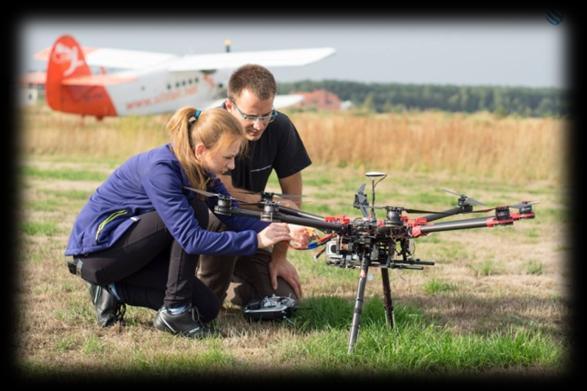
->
xmin=419 ymin=217 xmax=494 ymax=234
xmin=230 ymin=207 xmax=344 ymax=232
xmin=348 ymin=258 xmax=370 ymax=353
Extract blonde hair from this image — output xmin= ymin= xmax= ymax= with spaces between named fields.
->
xmin=167 ymin=107 xmax=246 ymax=190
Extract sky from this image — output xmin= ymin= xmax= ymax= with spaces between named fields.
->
xmin=18 ymin=16 xmax=568 ymax=88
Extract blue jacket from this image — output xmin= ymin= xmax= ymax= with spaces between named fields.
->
xmin=65 ymin=144 xmax=268 ymax=257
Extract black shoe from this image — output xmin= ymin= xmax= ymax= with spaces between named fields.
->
xmin=88 ymin=283 xmax=126 ymax=327
xmin=153 ymin=306 xmax=220 ymax=338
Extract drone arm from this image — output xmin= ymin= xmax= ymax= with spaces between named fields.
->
xmin=411 ymin=215 xmax=513 ymax=237
xmin=226 ymin=207 xmax=264 ymax=218
xmin=272 ymin=213 xmax=344 ymax=232
xmin=227 ymin=207 xmax=344 ymax=232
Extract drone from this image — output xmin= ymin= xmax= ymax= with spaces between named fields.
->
xmin=184 ymin=172 xmax=537 ymax=353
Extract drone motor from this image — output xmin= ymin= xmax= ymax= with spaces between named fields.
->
xmin=385 ymin=208 xmax=403 ymax=226
xmin=213 ymin=197 xmax=232 ymax=215
xmin=261 ymin=202 xmax=277 ymax=221
xmin=495 ymin=206 xmax=513 ymax=222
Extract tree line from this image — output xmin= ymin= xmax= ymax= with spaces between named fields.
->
xmin=278 ymin=80 xmax=567 ymax=117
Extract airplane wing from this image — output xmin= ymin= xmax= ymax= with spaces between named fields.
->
xmin=205 ymin=94 xmax=303 ymax=110
xmin=34 ymin=45 xmax=334 ymax=72
xmin=273 ymin=94 xmax=304 ymax=108
xmin=168 ymin=48 xmax=336 ymax=72
xmin=21 ymin=72 xmax=136 ymax=87
xmin=60 ymin=73 xmax=138 ymax=86
xmin=22 ymin=71 xmax=47 ymax=85
xmin=35 ymin=47 xmax=178 ymax=70
xmin=21 ymin=71 xmax=137 ymax=87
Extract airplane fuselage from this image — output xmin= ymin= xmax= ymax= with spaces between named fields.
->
xmin=105 ymin=68 xmax=223 ymax=116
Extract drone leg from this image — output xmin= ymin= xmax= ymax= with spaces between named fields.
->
xmin=381 ymin=267 xmax=395 ymax=328
xmin=348 ymin=257 xmax=370 ymax=354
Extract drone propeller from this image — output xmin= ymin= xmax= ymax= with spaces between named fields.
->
xmin=183 ymin=186 xmax=257 ymax=206
xmin=222 ymin=188 xmax=327 ymax=222
xmin=508 ymin=200 xmax=540 ymax=209
xmin=184 ymin=186 xmax=225 ymax=199
xmin=460 ymin=200 xmax=539 ymax=215
xmin=232 ymin=189 xmax=303 ymax=202
xmin=353 ymin=183 xmax=370 ymax=218
xmin=373 ymin=205 xmax=446 ymax=214
xmin=263 ymin=192 xmax=303 ymax=201
xmin=442 ymin=188 xmax=486 ymax=207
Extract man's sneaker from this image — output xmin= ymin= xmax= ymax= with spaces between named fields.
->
xmin=88 ymin=283 xmax=126 ymax=327
xmin=153 ymin=306 xmax=220 ymax=338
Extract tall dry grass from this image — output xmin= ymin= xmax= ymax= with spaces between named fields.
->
xmin=293 ymin=111 xmax=566 ymax=183
xmin=21 ymin=106 xmax=566 ymax=183
xmin=20 ymin=105 xmax=169 ymax=160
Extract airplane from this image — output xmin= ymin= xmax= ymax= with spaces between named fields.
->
xmin=22 ymin=34 xmax=336 ymax=120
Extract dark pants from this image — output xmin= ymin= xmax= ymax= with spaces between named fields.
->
xmin=74 ymin=199 xmax=220 ymax=323
xmin=197 ymin=212 xmax=298 ymax=307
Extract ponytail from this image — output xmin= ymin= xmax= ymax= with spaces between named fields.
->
xmin=167 ymin=106 xmax=245 ymax=190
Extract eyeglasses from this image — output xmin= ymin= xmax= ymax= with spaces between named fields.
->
xmin=230 ymin=99 xmax=277 ymax=123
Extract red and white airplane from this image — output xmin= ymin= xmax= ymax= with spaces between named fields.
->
xmin=23 ymin=35 xmax=335 ymax=119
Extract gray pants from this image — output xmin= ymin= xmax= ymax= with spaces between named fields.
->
xmin=197 ymin=212 xmax=298 ymax=307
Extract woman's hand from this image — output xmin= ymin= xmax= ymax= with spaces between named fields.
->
xmin=257 ymin=223 xmax=292 ymax=249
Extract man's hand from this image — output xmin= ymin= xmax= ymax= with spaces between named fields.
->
xmin=288 ymin=224 xmax=312 ymax=249
xmin=269 ymin=254 xmax=303 ymax=299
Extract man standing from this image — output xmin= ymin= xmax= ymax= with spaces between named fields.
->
xmin=197 ymin=64 xmax=311 ymax=308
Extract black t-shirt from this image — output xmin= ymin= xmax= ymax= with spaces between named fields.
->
xmin=230 ymin=111 xmax=312 ymax=193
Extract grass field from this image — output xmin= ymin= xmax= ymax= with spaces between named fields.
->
xmin=16 ymin=106 xmax=570 ymax=378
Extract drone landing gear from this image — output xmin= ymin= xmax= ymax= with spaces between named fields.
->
xmin=348 ymin=258 xmax=370 ymax=353
xmin=381 ymin=267 xmax=395 ymax=329
xmin=347 ymin=257 xmax=434 ymax=354
xmin=348 ymin=257 xmax=396 ymax=353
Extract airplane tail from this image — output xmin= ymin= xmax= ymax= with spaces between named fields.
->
xmin=46 ymin=35 xmax=91 ymax=111
xmin=45 ymin=35 xmax=116 ymax=117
